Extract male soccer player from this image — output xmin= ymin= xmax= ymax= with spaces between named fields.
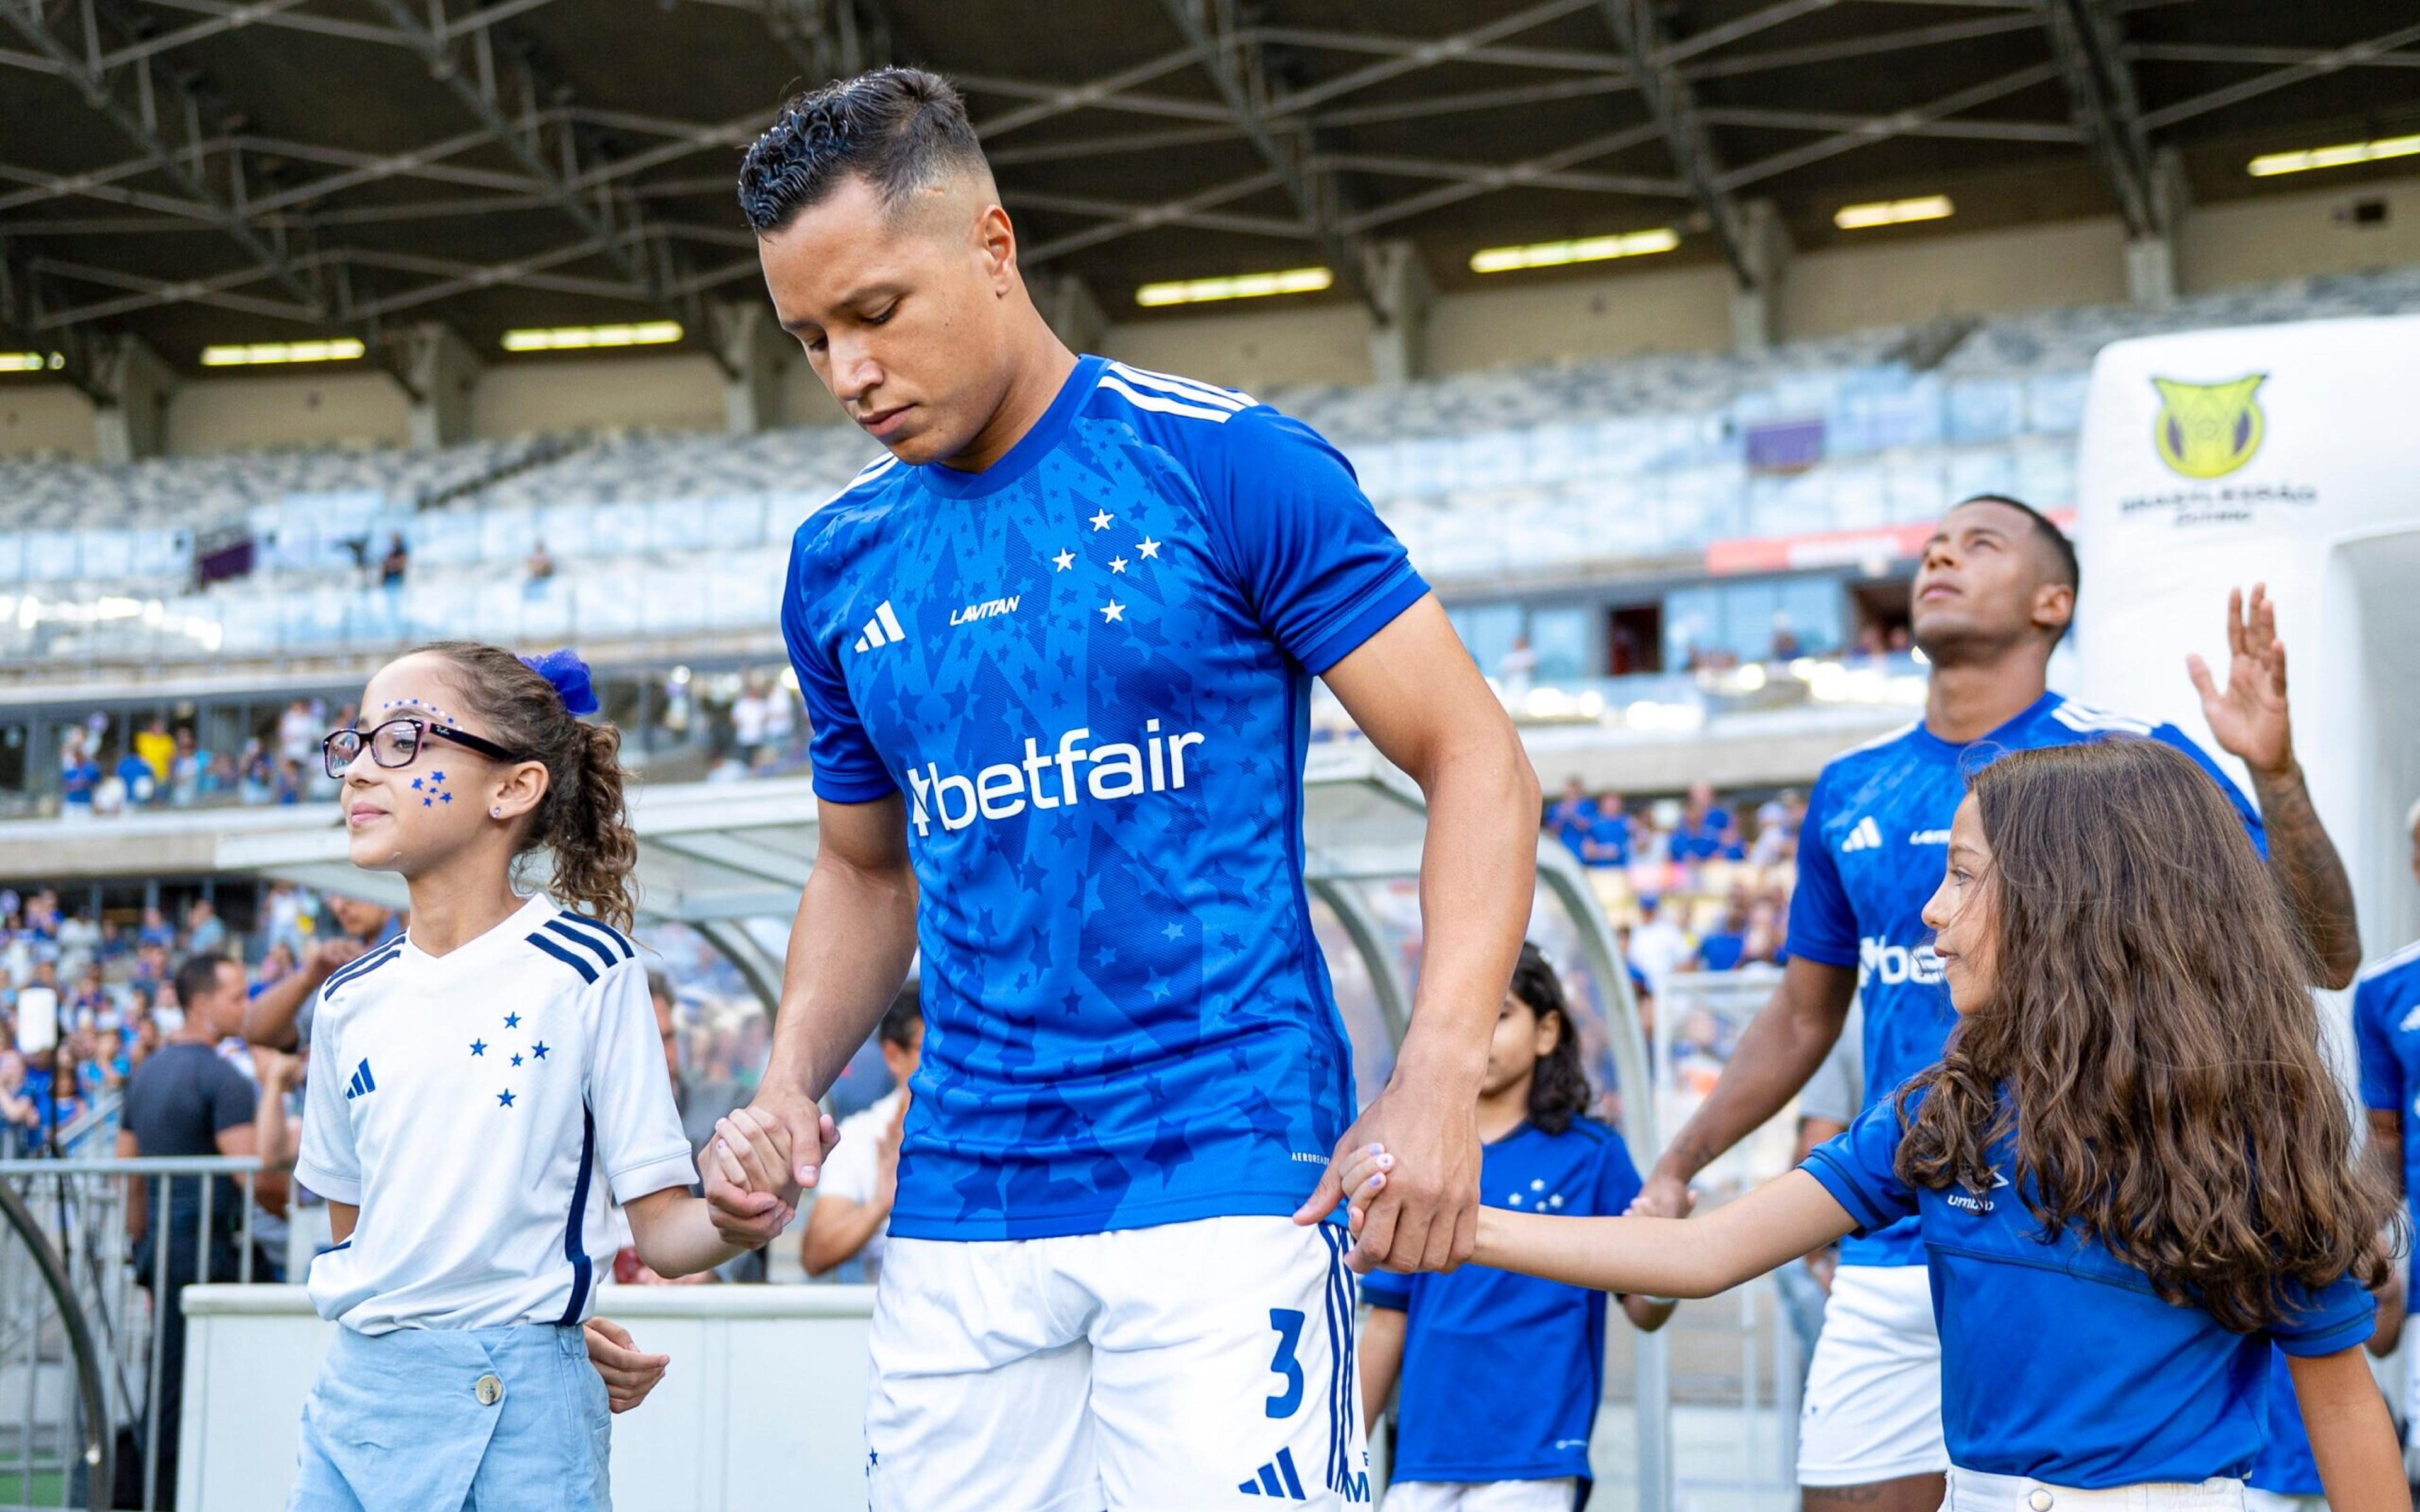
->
xmin=1631 ymin=495 xmax=2360 ymax=1512
xmin=707 ymin=69 xmax=1538 ymax=1511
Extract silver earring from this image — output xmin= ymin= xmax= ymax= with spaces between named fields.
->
xmin=490 ymin=806 xmax=502 ymax=818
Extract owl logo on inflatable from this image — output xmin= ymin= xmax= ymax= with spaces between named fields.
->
xmin=2151 ymin=374 xmax=2266 ymax=480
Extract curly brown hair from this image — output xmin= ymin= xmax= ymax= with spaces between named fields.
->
xmin=1896 ymin=737 xmax=2397 ymax=1333
xmin=413 ymin=641 xmax=640 ymax=934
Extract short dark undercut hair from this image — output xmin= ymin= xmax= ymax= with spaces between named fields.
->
xmin=1953 ymin=493 xmax=2078 ymax=596
xmin=737 ymin=67 xmax=990 ymax=236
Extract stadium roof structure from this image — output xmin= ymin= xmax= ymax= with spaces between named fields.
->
xmin=4 ymin=0 xmax=2416 ymax=392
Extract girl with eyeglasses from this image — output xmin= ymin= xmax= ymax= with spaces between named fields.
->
xmin=287 ymin=641 xmax=807 ymax=1512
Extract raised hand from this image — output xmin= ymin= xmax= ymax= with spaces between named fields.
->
xmin=2186 ymin=583 xmax=2294 ymax=779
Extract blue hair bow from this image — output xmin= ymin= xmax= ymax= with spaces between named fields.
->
xmin=519 ymin=648 xmax=601 ymax=718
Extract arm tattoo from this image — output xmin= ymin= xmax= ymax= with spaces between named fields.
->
xmin=2250 ymin=762 xmax=2361 ymax=987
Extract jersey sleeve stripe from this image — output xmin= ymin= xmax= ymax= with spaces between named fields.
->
xmin=321 ymin=942 xmax=405 ymax=995
xmin=551 ymin=912 xmax=637 ymax=961
xmin=555 ymin=912 xmax=637 ymax=959
xmin=526 ymin=931 xmax=600 ymax=985
xmin=1106 ymin=361 xmax=1252 ymax=410
xmin=1097 ymin=372 xmax=1235 ymax=424
xmin=553 ymin=1102 xmax=597 ymax=1326
xmin=543 ymin=918 xmax=621 ymax=972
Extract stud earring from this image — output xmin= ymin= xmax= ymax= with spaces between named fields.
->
xmin=490 ymin=806 xmax=502 ymax=818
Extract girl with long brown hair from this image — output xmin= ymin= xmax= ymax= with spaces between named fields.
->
xmin=285 ymin=643 xmax=804 ymax=1511
xmin=1335 ymin=739 xmax=2404 ymax=1512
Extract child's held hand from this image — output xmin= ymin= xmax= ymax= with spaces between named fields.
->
xmin=1334 ymin=1143 xmax=1395 ymax=1257
xmin=704 ymin=1108 xmax=801 ymax=1246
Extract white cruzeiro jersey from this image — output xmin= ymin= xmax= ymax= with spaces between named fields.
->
xmin=296 ymin=894 xmax=695 ymax=1334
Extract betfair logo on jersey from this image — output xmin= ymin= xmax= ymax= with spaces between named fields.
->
xmin=2152 ymin=374 xmax=2266 ymax=480
xmin=904 ymin=721 xmax=1207 ymax=836
xmin=1859 ymin=936 xmax=1943 ymax=987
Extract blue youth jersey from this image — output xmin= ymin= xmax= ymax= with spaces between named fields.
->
xmin=2250 ymin=1348 xmax=2322 ymax=1496
xmin=781 ymin=356 xmax=1429 ymax=1241
xmin=1363 ymin=1119 xmax=1641 ymax=1491
xmin=1803 ymin=1091 xmax=2371 ymax=1487
xmin=2353 ymin=942 xmax=2420 ymax=1290
xmin=1789 ymin=691 xmax=2264 ymax=1265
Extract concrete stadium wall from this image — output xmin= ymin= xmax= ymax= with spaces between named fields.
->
xmin=6 ymin=181 xmax=2418 ymax=460
xmin=471 ymin=351 xmax=729 ymax=436
xmin=1779 ymin=217 xmax=2131 ymax=337
xmin=0 ymin=381 xmax=97 ymax=459
xmin=167 ymin=369 xmax=412 ymax=452
xmin=2182 ymin=178 xmax=2420 ymax=288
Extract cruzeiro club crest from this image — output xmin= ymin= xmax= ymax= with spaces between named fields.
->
xmin=2151 ymin=374 xmax=2266 ymax=479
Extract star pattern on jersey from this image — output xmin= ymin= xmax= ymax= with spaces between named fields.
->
xmin=492 ymin=1011 xmax=548 ymax=1113
xmin=1109 ymin=556 xmax=1129 ymax=574
xmin=1088 ymin=508 xmax=1114 ymax=531
xmin=1052 ymin=549 xmax=1075 ymax=571
xmin=1136 ymin=537 xmax=1161 ymax=559
xmin=1101 ymin=600 xmax=1124 ymax=623
xmin=470 ymin=1039 xmax=487 ymax=1057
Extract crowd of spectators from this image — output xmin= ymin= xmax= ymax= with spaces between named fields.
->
xmin=54 ymin=699 xmax=349 ymax=820
xmin=1543 ymin=776 xmax=1803 ymax=985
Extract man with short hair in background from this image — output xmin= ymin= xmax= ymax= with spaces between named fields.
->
xmin=118 ymin=954 xmax=286 ymax=1504
xmin=801 ymin=983 xmax=923 ymax=1281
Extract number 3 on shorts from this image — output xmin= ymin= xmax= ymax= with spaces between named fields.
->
xmin=1264 ymin=1308 xmax=1306 ymax=1419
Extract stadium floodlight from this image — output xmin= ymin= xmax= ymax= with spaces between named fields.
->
xmin=199 ymin=339 xmax=368 ymax=367
xmin=499 ymin=321 xmax=686 ymax=352
xmin=1833 ymin=195 xmax=1955 ymax=231
xmin=1132 ymin=268 xmax=1334 ymax=307
xmin=2247 ymin=134 xmax=2420 ymax=178
xmin=0 ymin=352 xmax=64 ymax=372
xmin=1468 ymin=229 xmax=1681 ymax=274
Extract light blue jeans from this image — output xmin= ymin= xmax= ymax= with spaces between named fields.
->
xmin=288 ymin=1323 xmax=609 ymax=1512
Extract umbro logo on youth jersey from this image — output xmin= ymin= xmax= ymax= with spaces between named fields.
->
xmin=853 ymin=599 xmax=908 ymax=654
xmin=1839 ymin=816 xmax=1884 ymax=853
xmin=1236 ymin=1446 xmax=1307 ymax=1499
xmin=343 ymin=1058 xmax=377 ymax=1100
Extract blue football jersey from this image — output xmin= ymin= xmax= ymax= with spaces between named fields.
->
xmin=1363 ymin=1119 xmax=1642 ymax=1489
xmin=1789 ymin=691 xmax=2264 ymax=1266
xmin=2352 ymin=942 xmax=2420 ymax=1286
xmin=1806 ymin=1091 xmax=2371 ymax=1489
xmin=781 ymin=356 xmax=1431 ymax=1241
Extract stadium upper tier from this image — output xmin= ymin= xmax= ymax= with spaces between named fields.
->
xmin=4 ymin=265 xmax=2417 ymax=667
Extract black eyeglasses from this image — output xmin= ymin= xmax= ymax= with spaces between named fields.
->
xmin=321 ymin=718 xmax=526 ymax=780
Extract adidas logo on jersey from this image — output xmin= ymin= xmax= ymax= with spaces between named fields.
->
xmin=1237 ymin=1447 xmax=1307 ymax=1500
xmin=1839 ymin=816 xmax=1884 ymax=852
xmin=343 ymin=1058 xmax=377 ymax=1100
xmin=853 ymin=600 xmax=907 ymax=653
xmin=2399 ymin=1003 xmax=2420 ymax=1034
xmin=904 ymin=721 xmax=1207 ymax=837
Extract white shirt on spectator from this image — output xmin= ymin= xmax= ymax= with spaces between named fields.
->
xmin=730 ymin=693 xmax=769 ymax=748
xmin=817 ymin=1086 xmax=904 ymax=1268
